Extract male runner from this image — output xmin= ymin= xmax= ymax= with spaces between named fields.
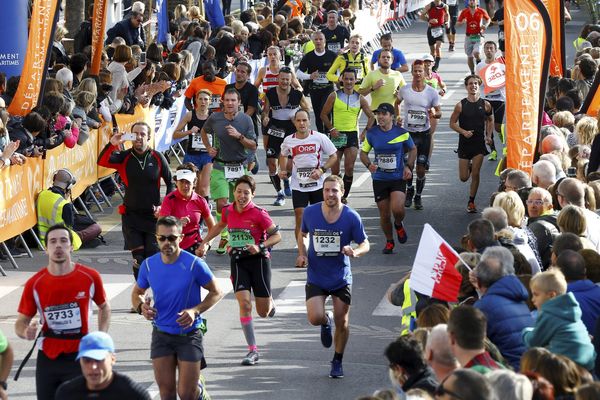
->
xmin=225 ymin=61 xmax=260 ymax=134
xmin=449 ymin=74 xmax=494 ymax=212
xmin=321 ymin=68 xmax=376 ymax=202
xmin=98 ymin=122 xmax=173 ymax=279
xmin=490 ymin=0 xmax=505 ymax=55
xmin=369 ymin=33 xmax=409 ymax=73
xmin=184 ymin=62 xmax=228 ymax=112
xmin=421 ymin=0 xmax=450 ymax=71
xmin=297 ymin=175 xmax=370 ymax=378
xmin=263 ymin=67 xmax=310 ymax=206
xmin=475 ymin=40 xmax=505 ymax=161
xmin=396 ymin=60 xmax=441 ymax=210
xmin=16 ymin=225 xmax=111 ymax=400
xmin=445 ymin=0 xmax=460 ymax=51
xmin=321 ymin=10 xmax=350 ymax=53
xmin=359 ymin=50 xmax=406 ymax=112
xmin=202 ymin=88 xmax=257 ymax=255
xmin=457 ymin=0 xmax=490 ymax=74
xmin=326 ymin=34 xmax=370 ymax=91
xmin=131 ymin=216 xmax=223 ymax=400
xmin=360 ymin=103 xmax=417 ymax=254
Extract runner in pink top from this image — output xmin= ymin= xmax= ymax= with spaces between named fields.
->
xmin=159 ymin=163 xmax=215 ymax=255
xmin=197 ymin=175 xmax=281 ymax=366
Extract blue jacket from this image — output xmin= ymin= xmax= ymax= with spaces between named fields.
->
xmin=475 ymin=275 xmax=534 ymax=370
xmin=567 ymin=280 xmax=600 ymax=335
xmin=523 ymin=292 xmax=596 ymax=371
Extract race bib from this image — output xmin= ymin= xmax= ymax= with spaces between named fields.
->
xmin=377 ymin=153 xmax=397 ymax=171
xmin=314 ymin=72 xmax=329 ymax=85
xmin=297 ymin=167 xmax=318 ymax=188
xmin=498 ymin=30 xmax=505 ymax=41
xmin=331 ymin=132 xmax=348 ymax=148
xmin=191 ymin=133 xmax=211 ymax=151
xmin=229 ymin=229 xmax=255 ymax=248
xmin=224 ymin=162 xmax=244 ymax=181
xmin=328 ymin=42 xmax=341 ymax=53
xmin=267 ymin=127 xmax=286 ymax=138
xmin=353 ymin=68 xmax=364 ymax=81
xmin=209 ymin=94 xmax=221 ymax=109
xmin=446 ymin=0 xmax=457 ymax=5
xmin=431 ymin=27 xmax=444 ymax=38
xmin=407 ymin=109 xmax=427 ymax=128
xmin=44 ymin=303 xmax=82 ymax=332
xmin=313 ymin=229 xmax=341 ymax=255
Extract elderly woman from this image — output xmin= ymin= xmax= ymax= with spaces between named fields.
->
xmin=557 ymin=205 xmax=596 ymax=250
xmin=526 ymin=187 xmax=559 ymax=270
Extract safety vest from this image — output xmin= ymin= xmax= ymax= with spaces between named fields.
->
xmin=37 ymin=189 xmax=82 ymax=250
xmin=400 ymin=279 xmax=418 ymax=335
xmin=573 ymin=37 xmax=587 ymax=52
xmin=342 ymin=52 xmax=369 ymax=84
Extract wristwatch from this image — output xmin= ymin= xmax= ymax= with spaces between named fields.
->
xmin=320 ymin=167 xmax=327 ymax=173
xmin=0 ymin=380 xmax=7 ymax=390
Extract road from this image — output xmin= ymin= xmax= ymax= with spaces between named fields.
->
xmin=0 ymin=5 xmax=585 ymax=399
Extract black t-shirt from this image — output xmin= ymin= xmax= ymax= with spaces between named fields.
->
xmin=492 ymin=7 xmax=504 ymax=33
xmin=55 ymin=371 xmax=151 ymax=400
xmin=321 ymin=25 xmax=350 ymax=53
xmin=225 ymin=82 xmax=259 ymax=114
xmin=298 ymin=50 xmax=337 ymax=91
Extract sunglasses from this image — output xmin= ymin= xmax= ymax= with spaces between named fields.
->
xmin=434 ymin=382 xmax=464 ymax=400
xmin=156 ymin=234 xmax=181 ymax=242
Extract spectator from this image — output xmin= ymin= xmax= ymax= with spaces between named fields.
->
xmin=416 ymin=304 xmax=449 ymax=329
xmin=557 ymin=178 xmax=600 ymax=252
xmin=384 ymin=336 xmax=438 ymax=396
xmin=72 ymin=91 xmax=96 ymax=145
xmin=505 ymin=169 xmax=532 ymax=192
xmin=435 ymin=369 xmax=495 ymax=400
xmin=55 ymin=68 xmax=74 ymax=102
xmin=51 ymin=24 xmax=70 ymax=67
xmin=107 ymin=45 xmax=142 ymax=106
xmin=454 ymin=253 xmax=480 ymax=305
xmin=532 ymin=160 xmax=557 ymax=190
xmin=576 ymin=383 xmax=600 ymax=400
xmin=463 ymin=218 xmax=499 ymax=253
xmin=574 ymin=116 xmax=597 ymax=147
xmin=535 ymin=352 xmax=583 ymax=399
xmin=69 ymin=53 xmax=89 ymax=88
xmin=579 ymin=249 xmax=600 ymax=283
xmin=551 ymin=233 xmax=584 ymax=266
xmin=105 ymin=11 xmax=146 ymax=49
xmin=557 ymin=205 xmax=596 ymax=250
xmin=487 ymin=370 xmax=534 ymax=400
xmin=424 ymin=324 xmax=459 ymax=382
xmin=521 ymin=371 xmax=555 ymax=400
xmin=527 ymin=188 xmax=559 ymax=270
xmin=9 ymin=111 xmax=46 ymax=156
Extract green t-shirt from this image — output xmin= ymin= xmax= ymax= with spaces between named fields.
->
xmin=359 ymin=69 xmax=405 ymax=110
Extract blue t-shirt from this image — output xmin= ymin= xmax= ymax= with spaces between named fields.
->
xmin=361 ymin=125 xmax=415 ymax=181
xmin=301 ymin=204 xmax=368 ymax=291
xmin=371 ymin=48 xmax=407 ymax=70
xmin=137 ymin=250 xmax=215 ymax=335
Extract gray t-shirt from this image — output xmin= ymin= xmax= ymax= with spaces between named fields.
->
xmin=203 ymin=111 xmax=256 ymax=170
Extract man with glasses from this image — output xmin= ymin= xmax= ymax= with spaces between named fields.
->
xmin=98 ymin=122 xmax=173 ymax=280
xmin=131 ymin=216 xmax=223 ymax=400
xmin=526 ymin=187 xmax=558 ymax=270
xmin=105 ymin=10 xmax=146 ymax=49
xmin=434 ymin=368 xmax=494 ymax=400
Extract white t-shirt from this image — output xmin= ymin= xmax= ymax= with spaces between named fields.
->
xmin=280 ymin=131 xmax=337 ymax=192
xmin=397 ymin=85 xmax=440 ymax=133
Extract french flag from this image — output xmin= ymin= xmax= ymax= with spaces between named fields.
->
xmin=409 ymin=224 xmax=463 ymax=302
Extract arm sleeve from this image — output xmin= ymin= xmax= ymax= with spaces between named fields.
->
xmin=326 ymin=56 xmax=343 ymax=83
xmin=0 ymin=329 xmax=7 ymax=353
xmin=248 ymin=86 xmax=259 ymax=109
xmin=259 ymin=209 xmax=275 ymax=233
xmin=244 ymin=116 xmax=257 ymax=140
xmin=158 ymin=152 xmax=174 ymax=194
xmin=280 ymin=138 xmax=291 ymax=157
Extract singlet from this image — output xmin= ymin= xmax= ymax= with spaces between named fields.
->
xmin=332 ymin=89 xmax=362 ymax=132
xmin=186 ymin=111 xmax=211 ymax=155
xmin=397 ymin=84 xmax=440 ymax=133
xmin=262 ymin=65 xmax=280 ymax=94
xmin=428 ymin=2 xmax=447 ymax=27
xmin=343 ymin=52 xmax=369 ymax=83
xmin=458 ymin=97 xmax=487 ymax=147
xmin=266 ymin=87 xmax=303 ymax=136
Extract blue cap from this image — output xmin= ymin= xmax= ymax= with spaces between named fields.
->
xmin=76 ymin=331 xmax=115 ymax=361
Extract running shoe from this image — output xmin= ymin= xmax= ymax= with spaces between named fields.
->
xmin=383 ymin=241 xmax=395 ymax=254
xmin=329 ymin=359 xmax=344 ymax=378
xmin=268 ymin=301 xmax=276 ymax=318
xmin=273 ymin=193 xmax=286 ymax=206
xmin=216 ymin=238 xmax=228 ymax=255
xmin=467 ymin=201 xmax=477 ymax=213
xmin=198 ymin=375 xmax=211 ymax=400
xmin=283 ymin=179 xmax=292 ymax=197
xmin=488 ymin=150 xmax=497 ymax=161
xmin=241 ymin=350 xmax=260 ymax=366
xmin=395 ymin=224 xmax=408 ymax=244
xmin=449 ymin=43 xmax=455 ymax=51
xmin=251 ymin=158 xmax=259 ymax=175
xmin=405 ymin=186 xmax=415 ymax=208
xmin=321 ymin=311 xmax=333 ymax=348
xmin=414 ymin=195 xmax=423 ymax=210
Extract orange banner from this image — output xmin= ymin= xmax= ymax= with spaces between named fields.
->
xmin=582 ymin=72 xmax=600 ymax=117
xmin=0 ymin=158 xmax=44 ymax=242
xmin=7 ymin=0 xmax=61 ymax=116
xmin=90 ymin=0 xmax=109 ymax=75
xmin=505 ymin=0 xmax=552 ymax=174
xmin=541 ymin=0 xmax=565 ymax=77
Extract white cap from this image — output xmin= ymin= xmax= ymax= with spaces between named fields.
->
xmin=420 ymin=54 xmax=434 ymax=62
xmin=175 ymin=169 xmax=196 ymax=183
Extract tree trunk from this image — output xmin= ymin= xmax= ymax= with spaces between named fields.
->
xmin=64 ymin=0 xmax=85 ymax=38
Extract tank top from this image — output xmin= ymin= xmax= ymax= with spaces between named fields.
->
xmin=262 ymin=65 xmax=280 ymax=94
xmin=266 ymin=87 xmax=303 ymax=135
xmin=332 ymin=89 xmax=361 ymax=132
xmin=458 ymin=98 xmax=486 ymax=147
xmin=428 ymin=2 xmax=447 ymax=27
xmin=186 ymin=110 xmax=210 ymax=154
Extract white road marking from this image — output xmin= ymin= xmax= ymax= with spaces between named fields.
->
xmin=373 ymin=295 xmax=402 ymax=317
xmin=353 ymin=171 xmax=372 ymax=188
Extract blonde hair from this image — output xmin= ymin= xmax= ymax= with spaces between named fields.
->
xmin=74 ymin=77 xmax=98 ymax=97
xmin=188 ymin=5 xmax=203 ymax=21
xmin=553 ymin=111 xmax=575 ymax=129
xmin=75 ymin=91 xmax=97 ymax=112
xmin=231 ymin=20 xmax=244 ymax=35
xmin=574 ymin=116 xmax=598 ymax=146
xmin=492 ymin=191 xmax=525 ymax=227
xmin=349 ymin=33 xmax=363 ymax=42
xmin=530 ymin=268 xmax=567 ymax=295
xmin=557 ymin=205 xmax=587 ymax=235
xmin=174 ymin=4 xmax=187 ymax=20
xmin=54 ymin=24 xmax=68 ymax=41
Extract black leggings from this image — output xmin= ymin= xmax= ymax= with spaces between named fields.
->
xmin=36 ymin=351 xmax=81 ymax=400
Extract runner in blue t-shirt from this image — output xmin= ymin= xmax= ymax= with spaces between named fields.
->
xmin=360 ymin=103 xmax=417 ymax=255
xmin=296 ymin=175 xmax=370 ymax=379
xmin=369 ymin=33 xmax=409 ymax=73
xmin=131 ymin=216 xmax=223 ymax=400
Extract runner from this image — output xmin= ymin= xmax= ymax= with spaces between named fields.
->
xmin=297 ymin=31 xmax=337 ymax=132
xmin=296 ymin=175 xmax=370 ymax=378
xmin=421 ymin=0 xmax=450 ymax=72
xmin=279 ymin=110 xmax=338 ymax=243
xmin=173 ymin=89 xmax=213 ymax=197
xmin=444 ymin=0 xmax=460 ymax=51
xmin=449 ymin=74 xmax=494 ymax=213
xmin=326 ymin=34 xmax=370 ymax=91
xmin=321 ymin=10 xmax=350 ymax=53
xmin=202 ymin=88 xmax=257 ymax=255
xmin=490 ymin=0 xmax=505 ymax=55
xmin=0 ymin=329 xmax=12 ymax=400
xmin=359 ymin=50 xmax=406 ymax=112
xmin=360 ymin=103 xmax=417 ymax=254
xmin=475 ymin=40 xmax=505 ymax=162
xmin=263 ymin=67 xmax=311 ymax=206
xmin=131 ymin=216 xmax=223 ymax=400
xmin=457 ymin=0 xmax=490 ymax=74
xmin=254 ymin=46 xmax=302 ymax=94
xmin=184 ymin=62 xmax=228 ymax=112
xmin=98 ymin=122 xmax=173 ymax=280
xmin=369 ymin=33 xmax=409 ymax=73
xmin=15 ymin=224 xmax=110 ymax=400
xmin=197 ymin=176 xmax=281 ymax=365
xmin=422 ymin=54 xmax=448 ymax=170
xmin=321 ymin=68 xmax=376 ymax=202
xmin=396 ymin=60 xmax=442 ymax=211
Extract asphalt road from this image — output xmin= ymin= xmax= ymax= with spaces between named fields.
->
xmin=0 ymin=5 xmax=586 ymax=399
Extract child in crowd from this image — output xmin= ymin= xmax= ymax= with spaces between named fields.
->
xmin=522 ymin=268 xmax=596 ymax=371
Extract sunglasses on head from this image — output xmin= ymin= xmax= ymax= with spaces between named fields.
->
xmin=156 ymin=234 xmax=180 ymax=242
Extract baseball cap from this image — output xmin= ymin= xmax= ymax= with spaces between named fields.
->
xmin=175 ymin=169 xmax=196 ymax=183
xmin=420 ymin=54 xmax=434 ymax=62
xmin=374 ymin=103 xmax=395 ymax=115
xmin=76 ymin=331 xmax=115 ymax=361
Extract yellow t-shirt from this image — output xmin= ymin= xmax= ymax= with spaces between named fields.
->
xmin=359 ymin=69 xmax=405 ymax=110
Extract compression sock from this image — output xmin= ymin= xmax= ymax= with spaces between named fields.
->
xmin=269 ymin=174 xmax=282 ymax=193
xmin=416 ymin=176 xmax=426 ymax=196
xmin=240 ymin=316 xmax=257 ymax=351
xmin=333 ymin=352 xmax=344 ymax=362
xmin=406 ymin=175 xmax=414 ymax=189
xmin=434 ymin=56 xmax=441 ymax=71
xmin=469 ymin=196 xmax=475 ymax=203
xmin=342 ymin=174 xmax=354 ymax=198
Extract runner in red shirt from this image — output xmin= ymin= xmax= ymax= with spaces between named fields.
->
xmin=457 ymin=0 xmax=490 ymax=74
xmin=15 ymin=225 xmax=110 ymax=400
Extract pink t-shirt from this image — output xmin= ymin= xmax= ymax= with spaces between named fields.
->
xmin=221 ymin=202 xmax=274 ymax=253
xmin=160 ymin=190 xmax=211 ymax=250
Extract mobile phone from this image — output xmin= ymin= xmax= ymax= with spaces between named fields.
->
xmin=121 ymin=133 xmax=137 ymax=141
xmin=64 ymin=123 xmax=71 ymax=130
xmin=139 ymin=52 xmax=146 ymax=64
xmin=567 ymin=166 xmax=577 ymax=177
